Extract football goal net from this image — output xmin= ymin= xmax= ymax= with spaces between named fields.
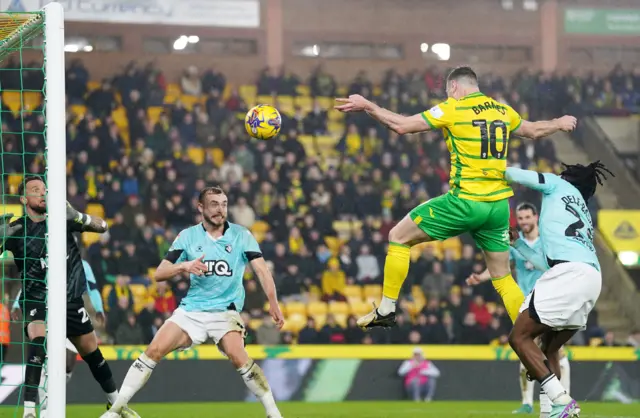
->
xmin=0 ymin=2 xmax=67 ymax=417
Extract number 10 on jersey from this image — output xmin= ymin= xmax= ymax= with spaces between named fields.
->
xmin=472 ymin=119 xmax=508 ymax=159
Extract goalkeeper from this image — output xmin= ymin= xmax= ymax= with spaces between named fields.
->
xmin=1 ymin=176 xmax=138 ymax=418
xmin=13 ymin=255 xmax=106 ymax=416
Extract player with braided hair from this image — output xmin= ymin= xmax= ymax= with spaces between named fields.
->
xmin=469 ymin=161 xmax=613 ymax=418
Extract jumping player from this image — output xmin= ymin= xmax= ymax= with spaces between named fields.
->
xmin=469 ymin=162 xmax=612 ymax=418
xmin=335 ymin=66 xmax=577 ymax=328
xmin=469 ymin=203 xmax=570 ymax=415
xmin=0 ymin=176 xmax=138 ymax=418
xmin=102 ymin=186 xmax=285 ymax=418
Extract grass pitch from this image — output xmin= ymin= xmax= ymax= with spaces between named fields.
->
xmin=1 ymin=401 xmax=639 ymax=418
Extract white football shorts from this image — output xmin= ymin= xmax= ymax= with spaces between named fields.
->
xmin=167 ymin=308 xmax=245 ymax=350
xmin=520 ymin=261 xmax=601 ymax=330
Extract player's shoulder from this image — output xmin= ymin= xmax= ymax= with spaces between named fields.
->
xmin=9 ymin=216 xmax=26 ymax=227
xmin=176 ymin=224 xmax=204 ymax=241
xmin=226 ymin=222 xmax=252 ymax=238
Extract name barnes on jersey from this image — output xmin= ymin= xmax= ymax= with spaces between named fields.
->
xmin=471 ymin=100 xmax=508 ymax=116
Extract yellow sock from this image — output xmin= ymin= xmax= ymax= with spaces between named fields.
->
xmin=382 ymin=242 xmax=411 ymax=300
xmin=491 ymin=273 xmax=525 ymax=323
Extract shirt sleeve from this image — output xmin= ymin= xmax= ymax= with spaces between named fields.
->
xmin=512 ymin=239 xmax=548 ymax=272
xmin=505 ymin=105 xmax=523 ymax=133
xmin=420 ymin=101 xmax=455 ymax=130
xmin=243 ymin=229 xmax=262 ymax=261
xmin=505 ymin=167 xmax=558 ymax=195
xmin=164 ymin=231 xmax=188 ymax=264
xmin=83 ymin=261 xmax=104 ymax=314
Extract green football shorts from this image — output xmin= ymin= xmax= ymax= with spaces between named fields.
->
xmin=409 ymin=192 xmax=510 ymax=252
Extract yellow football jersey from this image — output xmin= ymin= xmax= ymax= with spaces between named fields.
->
xmin=421 ymin=92 xmax=522 ymax=202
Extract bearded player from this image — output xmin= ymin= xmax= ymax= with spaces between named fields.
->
xmin=102 ymin=186 xmax=285 ymax=418
xmin=335 ymin=66 xmax=577 ymax=327
xmin=469 ymin=203 xmax=571 ymax=415
xmin=0 ymin=176 xmax=138 ymax=418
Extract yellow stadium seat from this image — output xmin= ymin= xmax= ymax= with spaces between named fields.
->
xmin=315 ymin=97 xmax=333 ymax=110
xmin=324 ymin=236 xmax=342 ymax=255
xmin=23 ymin=92 xmax=41 ymax=111
xmin=251 ymin=220 xmax=270 ymax=234
xmin=163 ymin=94 xmax=178 ymax=105
xmin=328 ymin=301 xmax=349 ymax=315
xmin=363 ymin=284 xmax=382 ymax=302
xmin=349 ymin=300 xmax=372 ymax=317
xmin=101 ymin=285 xmax=112 ymax=311
xmin=82 ymin=232 xmax=100 ymax=247
xmin=283 ymin=313 xmax=306 ymax=334
xmin=294 ymin=96 xmax=313 ymax=112
xmin=187 ymin=147 xmax=205 ymax=166
xmin=276 ymin=95 xmax=293 ymax=107
xmin=2 ymin=91 xmax=21 ymax=113
xmin=256 ymin=95 xmax=274 ymax=106
xmin=86 ymin=203 xmax=105 ymax=219
xmin=111 ymin=107 xmax=128 ymax=128
xmin=285 ymin=301 xmax=306 ymax=317
xmin=87 ymin=81 xmax=101 ymax=91
xmin=296 ymin=85 xmax=310 ymax=96
xmin=147 ymin=106 xmax=164 ymax=125
xmin=166 ymin=83 xmax=181 ymax=96
xmin=332 ymin=221 xmax=351 ymax=235
xmin=589 ymin=338 xmax=603 ymax=347
xmin=307 ymin=301 xmax=328 ymax=316
xmin=328 ymin=121 xmax=344 ymax=135
xmin=343 ymin=285 xmax=362 ymax=301
xmin=180 ymin=95 xmax=201 ymax=110
xmin=208 ymin=148 xmax=224 ymax=167
xmin=249 ymin=318 xmax=263 ymax=331
xmin=239 ymin=85 xmax=257 ymax=102
xmin=402 ymin=300 xmax=421 ymax=317
xmin=147 ymin=268 xmax=157 ymax=279
xmin=333 ymin=313 xmax=347 ymax=328
xmin=7 ymin=174 xmax=22 ymax=192
xmin=70 ymin=104 xmax=87 ymax=119
xmin=312 ymin=314 xmax=327 ymax=328
xmin=336 ymin=86 xmax=347 ymax=96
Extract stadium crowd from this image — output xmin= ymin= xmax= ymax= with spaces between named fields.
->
xmin=4 ymin=60 xmax=637 ymax=347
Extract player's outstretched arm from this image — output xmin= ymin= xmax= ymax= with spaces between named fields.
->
xmin=505 ymin=167 xmax=556 ymax=194
xmin=67 ymin=202 xmax=108 ymax=233
xmin=250 ymin=257 xmax=284 ymax=329
xmin=154 ymin=255 xmax=207 ymax=282
xmin=513 ymin=115 xmax=577 ymax=140
xmin=335 ymin=94 xmax=430 ymax=135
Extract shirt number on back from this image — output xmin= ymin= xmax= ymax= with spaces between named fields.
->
xmin=78 ymin=307 xmax=90 ymax=324
xmin=472 ymin=120 xmax=508 ymax=159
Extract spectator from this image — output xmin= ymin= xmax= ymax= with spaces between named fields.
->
xmin=602 ymin=331 xmax=619 ymax=347
xmin=154 ymin=281 xmax=176 ymax=317
xmin=468 ymin=295 xmax=492 ymax=329
xmin=459 ymin=313 xmax=489 ymax=345
xmin=108 ymin=275 xmax=134 ymax=312
xmin=244 ymin=279 xmax=267 ymax=317
xmin=355 ymin=244 xmax=380 ymax=283
xmin=398 ymin=347 xmax=440 ymax=402
xmin=115 ymin=311 xmax=145 ymax=345
xmin=137 ymin=301 xmax=158 ymax=344
xmin=230 ymin=197 xmax=256 ymax=229
xmin=318 ymin=314 xmax=345 ymax=344
xmin=181 ymin=66 xmax=202 ymax=96
xmin=321 ymin=258 xmax=346 ymax=301
xmin=344 ymin=315 xmax=365 ymax=344
xmin=297 ymin=317 xmax=319 ymax=344
xmin=256 ymin=314 xmax=281 ymax=345
xmin=422 ymin=262 xmax=454 ymax=299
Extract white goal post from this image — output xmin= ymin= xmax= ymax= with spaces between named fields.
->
xmin=44 ymin=2 xmax=67 ymax=417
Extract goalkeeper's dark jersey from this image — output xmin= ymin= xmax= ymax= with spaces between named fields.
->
xmin=2 ymin=216 xmax=87 ymax=303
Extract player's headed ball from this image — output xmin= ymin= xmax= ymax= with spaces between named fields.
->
xmin=244 ymin=104 xmax=282 ymax=140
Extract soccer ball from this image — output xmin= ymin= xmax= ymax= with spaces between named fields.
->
xmin=244 ymin=104 xmax=282 ymax=140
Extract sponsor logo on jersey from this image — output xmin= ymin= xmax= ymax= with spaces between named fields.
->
xmin=429 ymin=105 xmax=444 ymax=119
xmin=203 ymin=260 xmax=233 ymax=277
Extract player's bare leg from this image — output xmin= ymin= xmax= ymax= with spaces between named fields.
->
xmin=69 ymin=332 xmax=140 ymax=418
xmin=538 ymin=331 xmax=576 ymax=418
xmin=509 ymin=310 xmax=579 ymax=418
xmin=358 ymin=214 xmax=430 ymax=328
xmin=219 ymin=331 xmax=282 ymax=418
xmin=23 ymin=321 xmax=46 ymax=418
xmin=102 ymin=321 xmax=191 ymax=418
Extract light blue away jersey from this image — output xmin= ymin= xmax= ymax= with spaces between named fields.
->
xmin=509 ymin=231 xmax=543 ymax=296
xmin=505 ymin=168 xmax=600 ymax=271
xmin=166 ymin=222 xmax=261 ymax=313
